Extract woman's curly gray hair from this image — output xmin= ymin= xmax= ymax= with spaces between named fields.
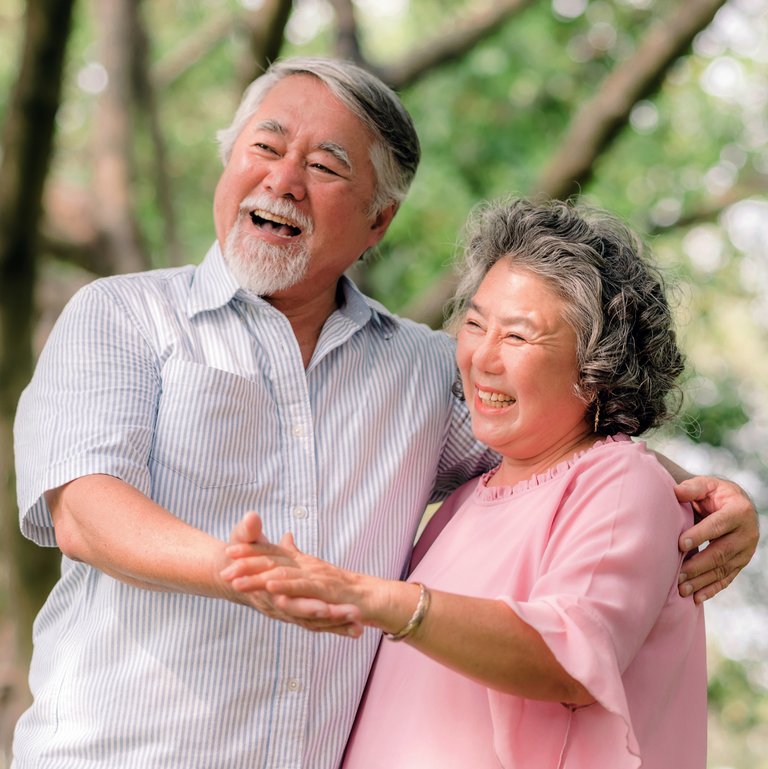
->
xmin=446 ymin=197 xmax=685 ymax=437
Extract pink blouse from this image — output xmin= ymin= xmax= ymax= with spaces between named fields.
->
xmin=342 ymin=436 xmax=707 ymax=769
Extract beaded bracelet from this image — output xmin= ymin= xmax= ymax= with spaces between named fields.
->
xmin=384 ymin=583 xmax=432 ymax=642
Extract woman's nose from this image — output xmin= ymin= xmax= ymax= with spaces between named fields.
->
xmin=472 ymin=334 xmax=503 ymax=373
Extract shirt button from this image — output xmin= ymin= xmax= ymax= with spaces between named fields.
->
xmin=292 ymin=505 xmax=308 ymax=519
xmin=287 ymin=678 xmax=302 ymax=692
xmin=291 ymin=424 xmax=306 ymax=438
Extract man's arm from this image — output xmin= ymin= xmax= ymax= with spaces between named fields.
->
xmin=654 ymin=453 xmax=759 ymax=602
xmin=48 ymin=473 xmax=359 ymax=630
xmin=675 ymin=476 xmax=759 ymax=603
xmin=47 ymin=474 xmax=231 ymax=596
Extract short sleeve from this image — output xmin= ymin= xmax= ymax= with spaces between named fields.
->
xmin=14 ymin=281 xmax=161 ymax=545
xmin=490 ymin=446 xmax=692 ymax=768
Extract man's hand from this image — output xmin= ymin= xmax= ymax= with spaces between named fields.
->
xmin=221 ymin=512 xmax=362 ymax=635
xmin=676 ymin=476 xmax=760 ymax=603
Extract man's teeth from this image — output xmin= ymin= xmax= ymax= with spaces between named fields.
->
xmin=249 ymin=209 xmax=302 ymax=236
xmin=477 ymin=390 xmax=515 ymax=408
xmin=252 ymin=209 xmax=296 ymax=227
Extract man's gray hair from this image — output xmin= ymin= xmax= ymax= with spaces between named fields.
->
xmin=446 ymin=196 xmax=685 ymax=437
xmin=216 ymin=57 xmax=421 ymax=217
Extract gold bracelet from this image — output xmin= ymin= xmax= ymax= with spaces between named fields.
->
xmin=384 ymin=583 xmax=431 ymax=642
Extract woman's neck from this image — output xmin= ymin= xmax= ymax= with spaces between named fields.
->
xmin=489 ymin=431 xmax=599 ymax=488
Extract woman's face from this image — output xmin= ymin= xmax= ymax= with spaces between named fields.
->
xmin=456 ymin=261 xmax=590 ymax=462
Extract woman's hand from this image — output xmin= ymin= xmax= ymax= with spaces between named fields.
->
xmin=221 ymin=512 xmax=364 ymax=635
xmin=676 ymin=477 xmax=760 ymax=603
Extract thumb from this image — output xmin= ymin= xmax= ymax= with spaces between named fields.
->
xmin=673 ymin=476 xmax=714 ymax=505
xmin=231 ymin=511 xmax=270 ymax=545
xmin=279 ymin=531 xmax=300 ymax=554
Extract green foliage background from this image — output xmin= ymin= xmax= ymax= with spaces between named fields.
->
xmin=1 ymin=0 xmax=766 ymax=766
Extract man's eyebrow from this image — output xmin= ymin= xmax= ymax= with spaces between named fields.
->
xmin=251 ymin=119 xmax=352 ymax=171
xmin=252 ymin=118 xmax=286 ymax=135
xmin=317 ymin=141 xmax=351 ymax=171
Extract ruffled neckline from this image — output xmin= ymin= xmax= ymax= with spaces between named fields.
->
xmin=476 ymin=434 xmax=631 ymax=502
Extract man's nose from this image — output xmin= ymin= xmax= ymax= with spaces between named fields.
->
xmin=262 ymin=156 xmax=307 ymax=201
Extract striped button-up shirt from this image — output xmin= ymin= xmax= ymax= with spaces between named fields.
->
xmin=13 ymin=242 xmax=496 ymax=769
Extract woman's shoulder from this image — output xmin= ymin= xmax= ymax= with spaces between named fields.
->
xmin=576 ymin=434 xmax=672 ymax=483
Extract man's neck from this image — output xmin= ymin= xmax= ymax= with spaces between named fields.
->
xmin=265 ymin=285 xmax=342 ymax=368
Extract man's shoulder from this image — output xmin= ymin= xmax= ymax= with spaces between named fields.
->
xmin=74 ymin=264 xmax=197 ymax=312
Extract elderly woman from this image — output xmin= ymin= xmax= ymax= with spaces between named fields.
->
xmin=223 ymin=198 xmax=706 ymax=768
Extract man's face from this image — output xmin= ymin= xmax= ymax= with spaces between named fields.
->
xmin=213 ymin=74 xmax=396 ymax=303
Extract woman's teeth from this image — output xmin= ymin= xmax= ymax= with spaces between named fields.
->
xmin=477 ymin=391 xmax=515 ymax=408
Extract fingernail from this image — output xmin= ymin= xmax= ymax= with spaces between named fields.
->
xmin=680 ymin=583 xmax=692 ymax=597
xmin=678 ymin=572 xmax=687 ymax=584
xmin=682 ymin=538 xmax=693 ymax=551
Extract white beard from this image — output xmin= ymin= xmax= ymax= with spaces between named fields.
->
xmin=222 ymin=195 xmax=314 ymax=296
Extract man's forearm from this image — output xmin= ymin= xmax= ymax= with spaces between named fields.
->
xmin=652 ymin=450 xmax=692 ymax=484
xmin=47 ymin=474 xmax=231 ymax=598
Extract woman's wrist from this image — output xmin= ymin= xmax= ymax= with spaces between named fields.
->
xmin=363 ymin=579 xmax=423 ymax=636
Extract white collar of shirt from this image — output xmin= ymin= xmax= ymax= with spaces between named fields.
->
xmin=187 ymin=241 xmax=399 ymax=342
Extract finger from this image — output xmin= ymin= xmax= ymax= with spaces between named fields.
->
xmin=678 ymin=547 xmax=750 ymax=597
xmin=673 ymin=476 xmax=716 ymax=505
xmin=230 ymin=573 xmax=271 ymax=592
xmin=678 ymin=511 xmax=733 ymax=554
xmin=278 ymin=531 xmax=300 ymax=554
xmin=221 ymin=555 xmax=278 ymax=581
xmin=684 ymin=569 xmax=739 ymax=604
xmin=273 ymin=594 xmax=362 ymax=623
xmin=230 ymin=511 xmax=269 ymax=545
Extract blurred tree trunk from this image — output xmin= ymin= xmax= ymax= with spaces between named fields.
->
xmin=239 ymin=0 xmax=293 ymax=87
xmin=0 ymin=0 xmax=76 ymax=747
xmin=132 ymin=3 xmax=183 ymax=266
xmin=90 ymin=0 xmax=150 ymax=273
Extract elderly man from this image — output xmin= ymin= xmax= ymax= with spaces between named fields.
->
xmin=13 ymin=57 xmax=757 ymax=768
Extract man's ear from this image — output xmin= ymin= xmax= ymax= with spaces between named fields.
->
xmin=369 ymin=202 xmax=398 ymax=243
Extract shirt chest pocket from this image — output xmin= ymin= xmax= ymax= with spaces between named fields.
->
xmin=149 ymin=359 xmax=279 ymax=489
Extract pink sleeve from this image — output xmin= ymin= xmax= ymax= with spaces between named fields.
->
xmin=491 ymin=447 xmax=692 ymax=767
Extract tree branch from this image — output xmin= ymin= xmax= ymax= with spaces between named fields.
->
xmin=532 ymin=0 xmax=729 ymax=200
xmin=377 ymin=0 xmax=536 ymax=90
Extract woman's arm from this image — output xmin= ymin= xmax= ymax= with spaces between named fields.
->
xmin=222 ymin=521 xmax=593 ymax=706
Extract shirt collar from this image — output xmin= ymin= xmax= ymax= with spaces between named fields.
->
xmin=187 ymin=241 xmax=401 ymax=340
xmin=187 ymin=241 xmax=241 ymax=318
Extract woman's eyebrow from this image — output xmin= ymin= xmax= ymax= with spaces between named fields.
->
xmin=468 ymin=300 xmax=535 ymax=329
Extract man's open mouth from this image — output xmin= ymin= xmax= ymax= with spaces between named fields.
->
xmin=249 ymin=208 xmax=302 ymax=237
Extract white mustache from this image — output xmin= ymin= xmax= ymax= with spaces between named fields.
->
xmin=239 ymin=194 xmax=314 ymax=234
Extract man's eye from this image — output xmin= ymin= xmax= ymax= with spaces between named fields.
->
xmin=254 ymin=143 xmax=278 ymax=154
xmin=310 ymin=163 xmax=338 ymax=176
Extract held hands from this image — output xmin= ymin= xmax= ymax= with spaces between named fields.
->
xmin=676 ymin=476 xmax=760 ymax=603
xmin=220 ymin=512 xmax=364 ymax=636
